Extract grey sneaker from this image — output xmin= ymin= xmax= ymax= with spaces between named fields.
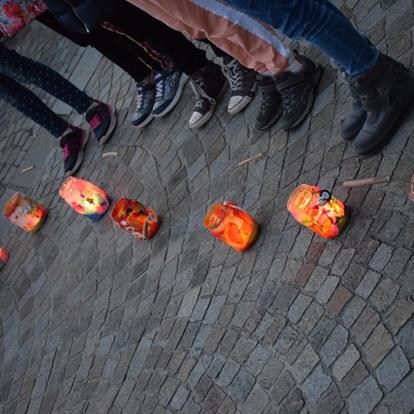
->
xmin=131 ymin=81 xmax=155 ymax=128
xmin=223 ymin=56 xmax=257 ymax=115
xmin=189 ymin=62 xmax=227 ymax=129
xmin=153 ymin=67 xmax=189 ymax=118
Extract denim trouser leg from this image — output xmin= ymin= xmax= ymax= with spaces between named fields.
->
xmin=0 ymin=73 xmax=68 ymax=138
xmin=0 ymin=44 xmax=93 ymax=114
xmin=223 ymin=0 xmax=379 ymax=76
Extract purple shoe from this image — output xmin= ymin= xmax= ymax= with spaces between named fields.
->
xmin=59 ymin=127 xmax=89 ymax=176
xmin=85 ymin=101 xmax=117 ymax=145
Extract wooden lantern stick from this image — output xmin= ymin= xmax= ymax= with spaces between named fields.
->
xmin=342 ymin=176 xmax=391 ymax=188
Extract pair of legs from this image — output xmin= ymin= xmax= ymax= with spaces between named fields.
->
xmin=0 ymin=43 xmax=116 ymax=174
xmin=223 ymin=0 xmax=414 ymax=153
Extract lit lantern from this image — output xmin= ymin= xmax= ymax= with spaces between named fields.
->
xmin=408 ymin=175 xmax=414 ymax=202
xmin=3 ymin=193 xmax=48 ymax=233
xmin=111 ymin=197 xmax=160 ymax=239
xmin=287 ymin=184 xmax=347 ymax=239
xmin=204 ymin=201 xmax=260 ymax=252
xmin=0 ymin=248 xmax=8 ymax=270
xmin=59 ymin=177 xmax=110 ymax=220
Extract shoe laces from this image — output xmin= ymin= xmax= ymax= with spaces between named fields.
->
xmin=136 ymin=86 xmax=149 ymax=111
xmin=224 ymin=59 xmax=244 ymax=91
xmin=190 ymin=78 xmax=215 ymax=108
xmin=155 ymin=77 xmax=166 ymax=101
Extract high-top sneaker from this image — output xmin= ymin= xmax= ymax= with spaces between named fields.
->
xmin=131 ymin=81 xmax=156 ymax=128
xmin=223 ymin=56 xmax=257 ymax=115
xmin=85 ymin=101 xmax=117 ymax=145
xmin=255 ymin=76 xmax=283 ymax=131
xmin=153 ymin=67 xmax=189 ymax=118
xmin=59 ymin=126 xmax=89 ymax=176
xmin=275 ymin=54 xmax=322 ymax=131
xmin=189 ymin=62 xmax=227 ymax=129
xmin=350 ymin=53 xmax=414 ymax=154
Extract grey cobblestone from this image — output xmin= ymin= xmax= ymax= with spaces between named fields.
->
xmin=1 ymin=9 xmax=414 ymax=413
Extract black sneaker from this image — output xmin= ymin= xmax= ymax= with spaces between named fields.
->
xmin=59 ymin=126 xmax=89 ymax=176
xmin=255 ymin=76 xmax=283 ymax=130
xmin=189 ymin=62 xmax=227 ymax=129
xmin=275 ymin=54 xmax=323 ymax=131
xmin=153 ymin=67 xmax=188 ymax=118
xmin=223 ymin=56 xmax=257 ymax=115
xmin=131 ymin=81 xmax=156 ymax=128
xmin=85 ymin=101 xmax=117 ymax=145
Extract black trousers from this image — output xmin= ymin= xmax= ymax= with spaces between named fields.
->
xmin=37 ymin=11 xmax=165 ymax=83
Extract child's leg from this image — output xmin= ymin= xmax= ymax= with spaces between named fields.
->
xmin=0 ymin=73 xmax=68 ymax=138
xmin=0 ymin=44 xmax=93 ymax=114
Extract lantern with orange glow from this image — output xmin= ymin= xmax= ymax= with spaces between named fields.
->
xmin=287 ymin=184 xmax=346 ymax=239
xmin=111 ymin=197 xmax=160 ymax=239
xmin=59 ymin=177 xmax=110 ymax=220
xmin=3 ymin=193 xmax=48 ymax=233
xmin=204 ymin=201 xmax=259 ymax=252
xmin=0 ymin=248 xmax=8 ymax=270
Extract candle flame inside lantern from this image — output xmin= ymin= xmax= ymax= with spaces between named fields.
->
xmin=111 ymin=198 xmax=160 ymax=239
xmin=204 ymin=202 xmax=259 ymax=252
xmin=59 ymin=177 xmax=110 ymax=220
xmin=3 ymin=193 xmax=47 ymax=233
xmin=287 ymin=184 xmax=346 ymax=239
xmin=0 ymin=248 xmax=9 ymax=268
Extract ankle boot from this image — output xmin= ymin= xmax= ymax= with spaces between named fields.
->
xmin=341 ymin=82 xmax=366 ymax=141
xmin=350 ymin=53 xmax=414 ymax=154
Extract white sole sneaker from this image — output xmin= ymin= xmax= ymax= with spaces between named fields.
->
xmin=153 ymin=73 xmax=189 ymax=118
xmin=132 ymin=112 xmax=154 ymax=128
xmin=99 ymin=105 xmax=117 ymax=145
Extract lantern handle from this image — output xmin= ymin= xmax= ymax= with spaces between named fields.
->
xmin=223 ymin=201 xmax=244 ymax=211
xmin=319 ymin=190 xmax=332 ymax=206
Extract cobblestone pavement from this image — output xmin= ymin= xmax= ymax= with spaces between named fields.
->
xmin=1 ymin=1 xmax=414 ymax=413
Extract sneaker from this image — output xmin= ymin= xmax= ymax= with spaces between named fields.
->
xmin=153 ymin=67 xmax=189 ymax=118
xmin=189 ymin=62 xmax=227 ymax=129
xmin=131 ymin=81 xmax=156 ymax=128
xmin=341 ymin=81 xmax=367 ymax=141
xmin=85 ymin=101 xmax=117 ymax=145
xmin=275 ymin=54 xmax=323 ymax=131
xmin=223 ymin=56 xmax=257 ymax=115
xmin=59 ymin=126 xmax=89 ymax=176
xmin=255 ymin=76 xmax=283 ymax=130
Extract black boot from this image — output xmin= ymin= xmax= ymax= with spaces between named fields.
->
xmin=350 ymin=53 xmax=414 ymax=154
xmin=341 ymin=82 xmax=366 ymax=141
xmin=274 ymin=54 xmax=323 ymax=131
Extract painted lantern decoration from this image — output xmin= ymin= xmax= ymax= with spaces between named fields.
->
xmin=287 ymin=184 xmax=346 ymax=239
xmin=111 ymin=198 xmax=160 ymax=240
xmin=3 ymin=193 xmax=47 ymax=232
xmin=204 ymin=201 xmax=260 ymax=252
xmin=59 ymin=177 xmax=110 ymax=220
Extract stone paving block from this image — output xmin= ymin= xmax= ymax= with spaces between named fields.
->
xmin=215 ymin=358 xmax=240 ymax=387
xmin=288 ymin=294 xmax=313 ymax=324
xmin=332 ymin=249 xmax=355 ymax=276
xmin=269 ymin=370 xmax=295 ymax=405
xmin=291 ymin=344 xmax=320 ymax=384
xmin=178 ymin=287 xmax=201 ymax=318
xmin=302 ymin=365 xmax=332 ymax=407
xmin=332 ymin=344 xmax=360 ymax=382
xmin=351 ymin=306 xmax=380 ymax=346
xmin=376 ymin=346 xmax=410 ymax=392
xmin=316 ymin=276 xmax=340 ymax=304
xmin=362 ymin=324 xmax=394 ymax=368
xmin=384 ymin=372 xmax=414 ymax=414
xmin=369 ymin=244 xmax=394 ymax=272
xmin=320 ymin=325 xmax=349 ymax=367
xmin=356 ymin=270 xmax=381 ymax=299
xmin=227 ymin=369 xmax=255 ymax=402
xmin=327 ymin=286 xmax=353 ymax=316
xmin=241 ymin=385 xmax=270 ymax=414
xmin=347 ymin=376 xmax=383 ymax=414
xmin=369 ymin=278 xmax=400 ymax=313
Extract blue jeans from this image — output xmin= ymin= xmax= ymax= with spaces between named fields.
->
xmin=223 ymin=0 xmax=379 ymax=76
xmin=0 ymin=44 xmax=93 ymax=137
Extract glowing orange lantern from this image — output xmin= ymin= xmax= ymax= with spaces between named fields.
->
xmin=287 ymin=184 xmax=347 ymax=239
xmin=204 ymin=201 xmax=260 ymax=252
xmin=3 ymin=193 xmax=47 ymax=233
xmin=111 ymin=198 xmax=160 ymax=239
xmin=59 ymin=177 xmax=110 ymax=220
xmin=0 ymin=248 xmax=8 ymax=270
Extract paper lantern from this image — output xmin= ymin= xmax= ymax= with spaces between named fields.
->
xmin=3 ymin=193 xmax=47 ymax=233
xmin=204 ymin=201 xmax=259 ymax=252
xmin=288 ymin=184 xmax=346 ymax=239
xmin=59 ymin=177 xmax=110 ymax=220
xmin=111 ymin=198 xmax=160 ymax=239
xmin=0 ymin=248 xmax=8 ymax=270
